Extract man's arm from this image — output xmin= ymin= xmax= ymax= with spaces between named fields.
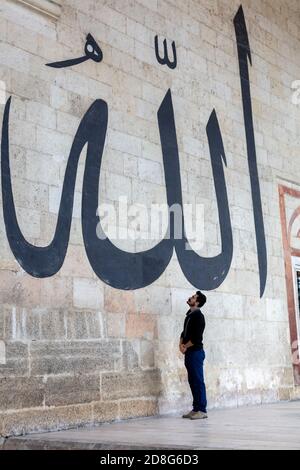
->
xmin=181 ymin=328 xmax=193 ymax=351
xmin=180 ymin=320 xmax=193 ymax=351
xmin=183 ymin=340 xmax=194 ymax=349
xmin=179 ymin=332 xmax=185 ymax=352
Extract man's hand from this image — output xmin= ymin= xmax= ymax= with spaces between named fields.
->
xmin=179 ymin=343 xmax=187 ymax=354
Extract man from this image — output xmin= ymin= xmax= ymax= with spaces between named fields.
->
xmin=179 ymin=290 xmax=207 ymax=420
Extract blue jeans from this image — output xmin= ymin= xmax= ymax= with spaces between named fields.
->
xmin=184 ymin=349 xmax=207 ymax=413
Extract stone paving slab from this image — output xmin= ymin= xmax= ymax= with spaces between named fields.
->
xmin=2 ymin=401 xmax=300 ymax=450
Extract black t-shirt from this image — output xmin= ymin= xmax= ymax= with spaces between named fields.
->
xmin=180 ymin=308 xmax=205 ymax=350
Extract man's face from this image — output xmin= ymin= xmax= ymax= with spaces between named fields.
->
xmin=187 ymin=293 xmax=198 ymax=307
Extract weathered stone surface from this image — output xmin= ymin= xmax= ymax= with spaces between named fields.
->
xmin=30 ymin=340 xmax=120 ymax=375
xmin=66 ymin=310 xmax=104 ymax=340
xmin=119 ymin=398 xmax=158 ymax=420
xmin=122 ymin=339 xmax=139 ymax=370
xmin=125 ymin=313 xmax=157 ymax=340
xmin=278 ymin=387 xmax=292 ymax=401
xmin=104 ymin=286 xmax=135 ymax=314
xmin=3 ymin=306 xmax=66 ymax=341
xmin=73 ymin=278 xmax=104 ymax=310
xmin=0 ymin=271 xmax=41 ymax=308
xmin=0 ymin=377 xmax=44 ymax=410
xmin=140 ymin=340 xmax=155 ymax=368
xmin=58 ymin=244 xmax=93 ymax=278
xmin=101 ymin=369 xmax=162 ymax=400
xmin=134 ymin=286 xmax=172 ymax=315
xmin=0 ymin=404 xmax=94 ymax=437
xmin=40 ymin=278 xmax=73 ymax=309
xmin=40 ymin=309 xmax=66 ymax=340
xmin=0 ymin=342 xmax=29 ymax=377
xmin=45 ymin=374 xmax=100 ymax=407
xmin=106 ymin=312 xmax=125 ymax=338
xmin=93 ymin=401 xmax=119 ymax=423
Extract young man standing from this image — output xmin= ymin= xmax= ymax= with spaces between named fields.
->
xmin=179 ymin=290 xmax=207 ymax=420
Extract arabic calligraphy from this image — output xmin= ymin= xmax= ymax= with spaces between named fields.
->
xmin=1 ymin=6 xmax=267 ymax=296
xmin=154 ymin=36 xmax=177 ymax=70
xmin=46 ymin=33 xmax=103 ymax=69
xmin=234 ymin=6 xmax=267 ymax=297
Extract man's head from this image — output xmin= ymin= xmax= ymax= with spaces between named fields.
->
xmin=187 ymin=291 xmax=207 ymax=309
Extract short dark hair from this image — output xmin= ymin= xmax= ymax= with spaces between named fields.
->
xmin=196 ymin=291 xmax=206 ymax=308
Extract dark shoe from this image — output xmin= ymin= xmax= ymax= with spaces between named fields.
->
xmin=190 ymin=411 xmax=208 ymax=420
xmin=182 ymin=410 xmax=197 ymax=418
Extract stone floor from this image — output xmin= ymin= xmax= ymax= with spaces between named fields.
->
xmin=2 ymin=401 xmax=300 ymax=450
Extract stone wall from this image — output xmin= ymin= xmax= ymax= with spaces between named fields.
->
xmin=0 ymin=0 xmax=300 ymax=437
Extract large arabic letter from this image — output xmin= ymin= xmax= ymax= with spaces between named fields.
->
xmin=85 ymin=33 xmax=103 ymax=63
xmin=46 ymin=56 xmax=89 ymax=69
xmin=46 ymin=33 xmax=103 ymax=69
xmin=1 ymin=97 xmax=106 ymax=277
xmin=234 ymin=5 xmax=267 ymax=298
xmin=166 ymin=103 xmax=233 ymax=290
xmin=82 ymin=92 xmax=174 ymax=290
xmin=155 ymin=36 xmax=177 ymax=70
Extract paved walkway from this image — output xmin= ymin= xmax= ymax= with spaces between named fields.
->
xmin=3 ymin=401 xmax=300 ymax=450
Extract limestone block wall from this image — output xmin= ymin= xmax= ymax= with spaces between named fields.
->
xmin=0 ymin=0 xmax=300 ymax=437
